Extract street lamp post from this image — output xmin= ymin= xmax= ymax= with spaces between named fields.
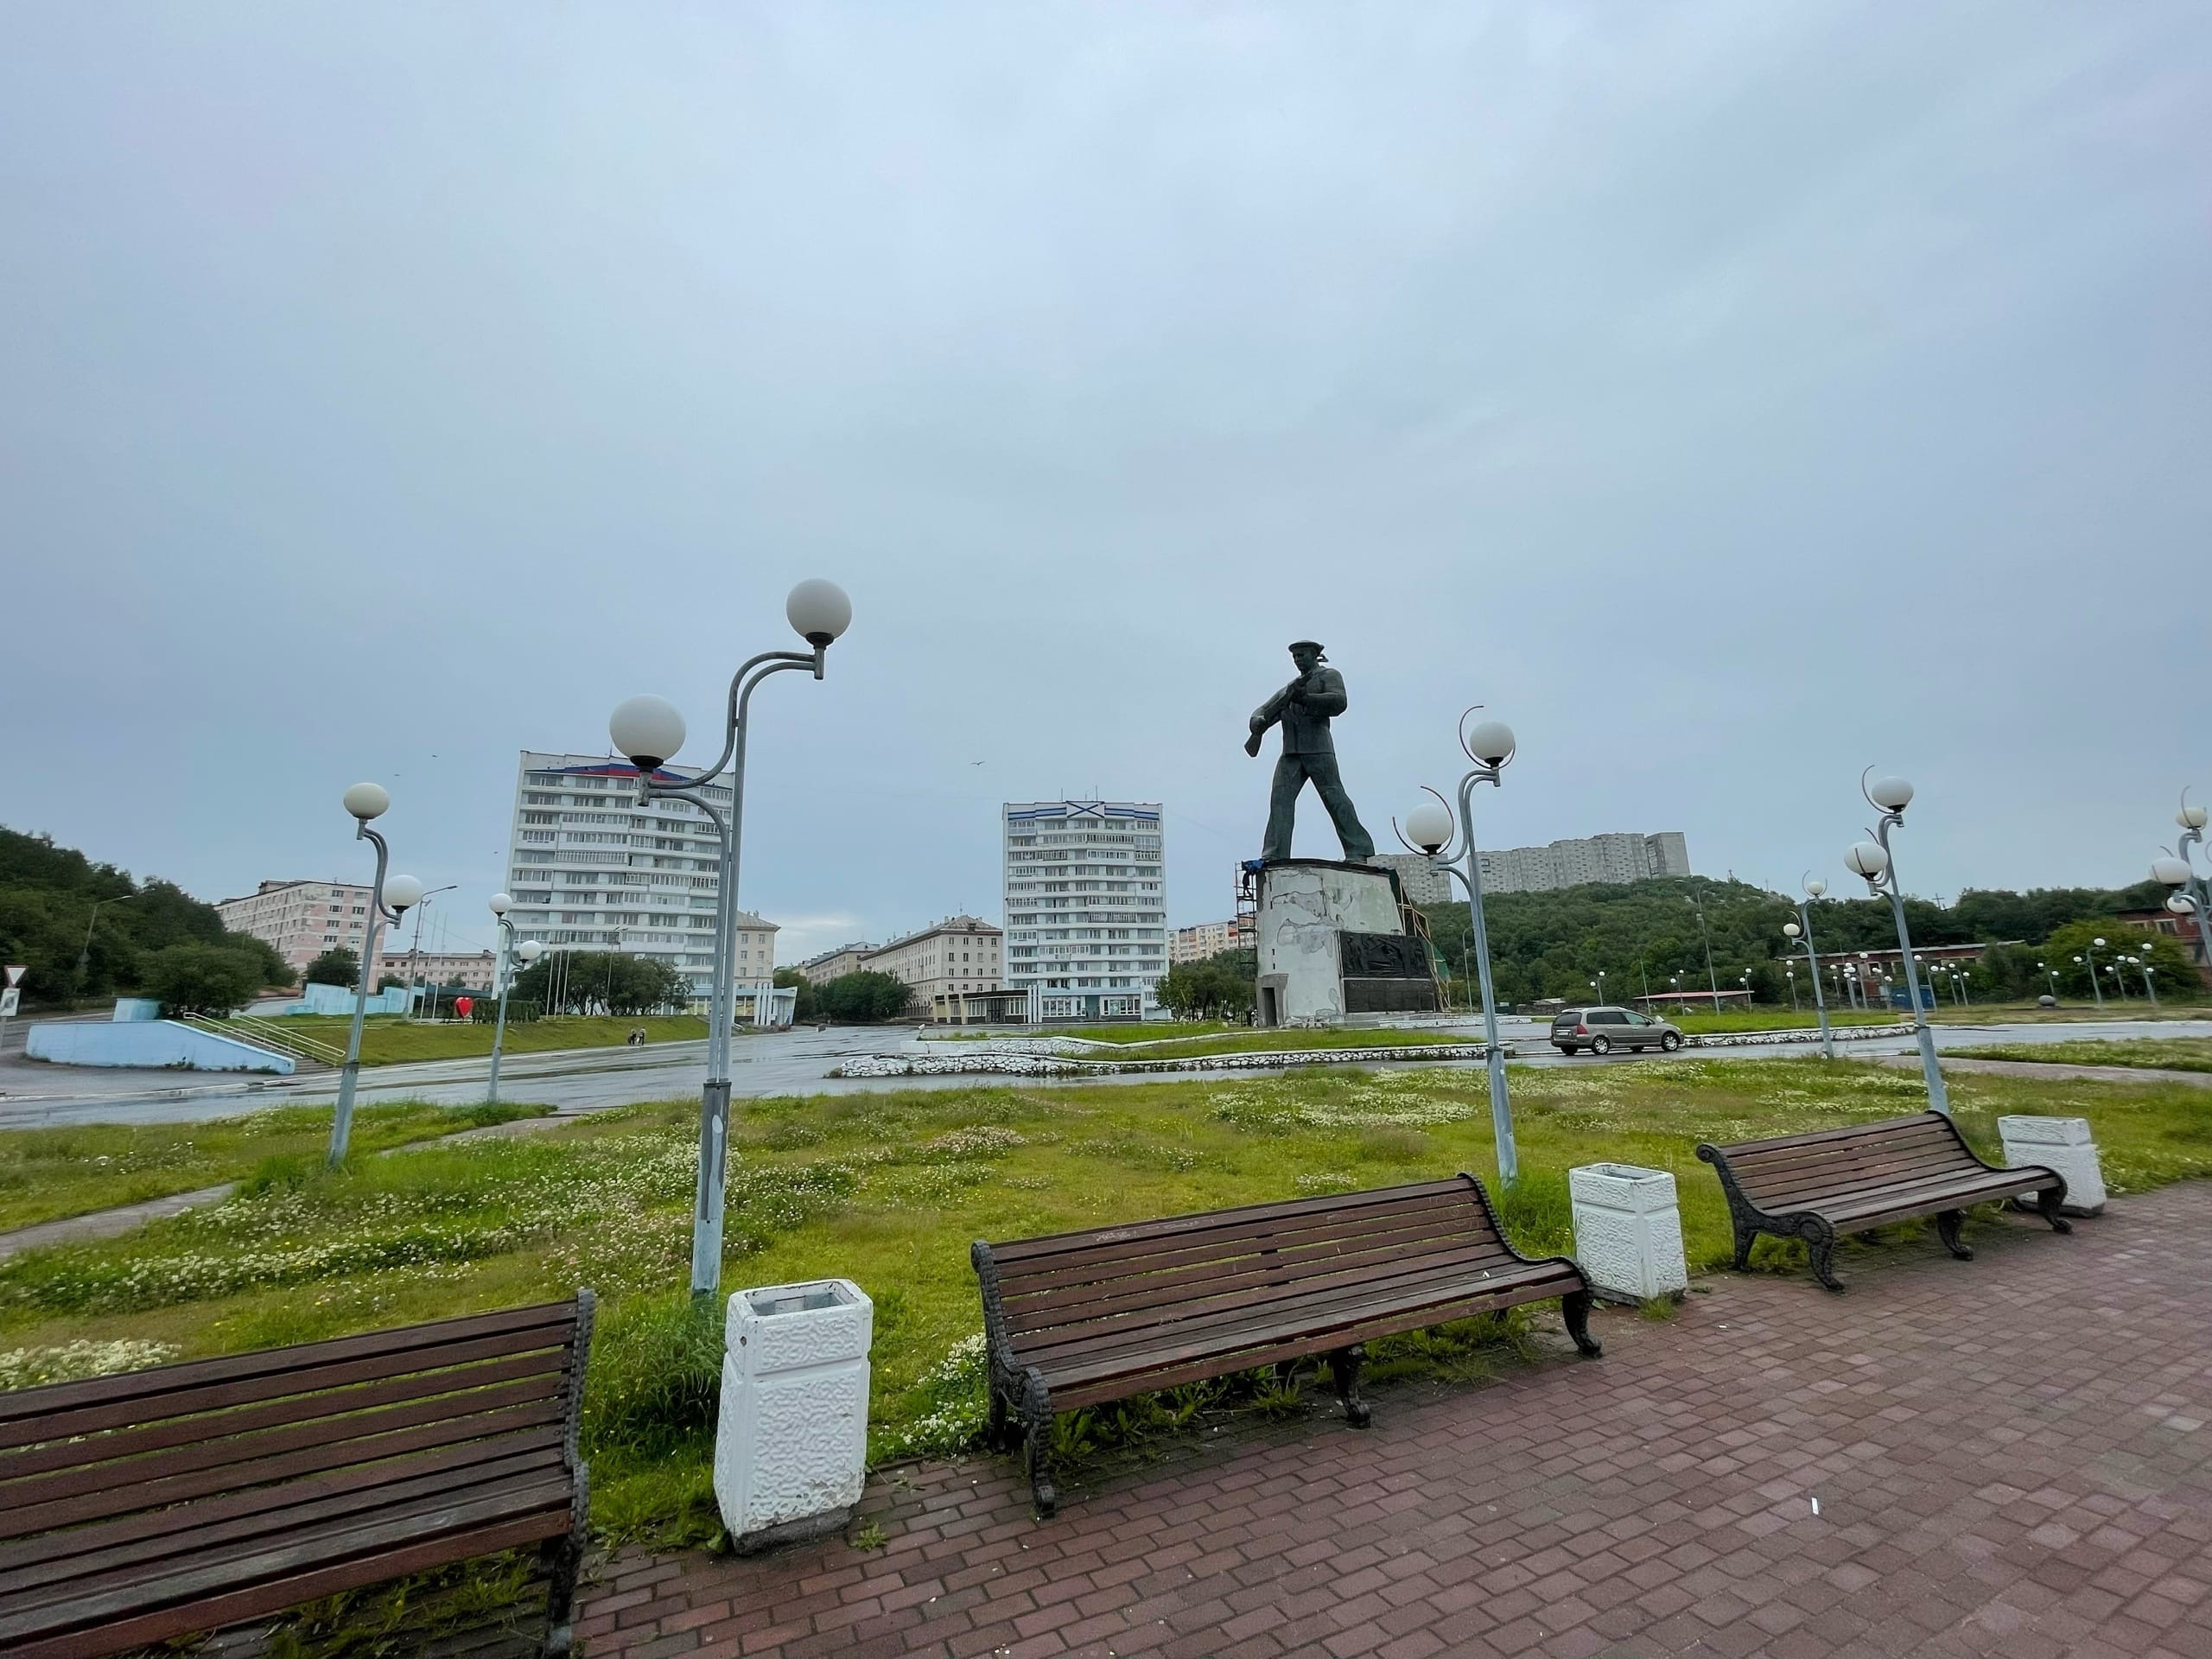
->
xmin=1687 ymin=888 xmax=1719 ymax=1001
xmin=2152 ymin=793 xmax=2212 ymax=984
xmin=1784 ymin=874 xmax=1834 ymax=1059
xmin=1396 ymin=713 xmax=1522 ymax=1187
xmin=1592 ymin=969 xmax=1607 ymax=1006
xmin=608 ymin=579 xmax=852 ymax=1300
xmin=332 ymin=784 xmax=424 ymax=1164
xmin=2083 ymin=937 xmax=2108 ymax=1010
xmin=400 ymin=884 xmax=459 ymax=1020
xmin=1783 ymin=962 xmax=1798 ymax=1012
xmin=1844 ymin=769 xmax=1948 ymax=1116
xmin=75 ymin=893 xmax=140 ymax=998
xmin=485 ymin=893 xmax=543 ymax=1105
xmin=2037 ymin=960 xmax=2056 ymax=999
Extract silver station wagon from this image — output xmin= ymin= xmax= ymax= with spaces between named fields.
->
xmin=1550 ymin=1005 xmax=1684 ymax=1056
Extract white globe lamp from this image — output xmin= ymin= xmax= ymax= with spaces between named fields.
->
xmin=609 ymin=695 xmax=687 ymax=772
xmin=384 ymin=874 xmax=426 ymax=913
xmin=1845 ymin=842 xmax=1889 ymax=880
xmin=786 ymin=579 xmax=853 ymax=647
xmin=488 ymin=892 xmax=512 ymax=916
xmin=1405 ymin=801 xmax=1453 ymax=855
xmin=1868 ymin=775 xmax=1915 ymax=812
xmin=342 ymin=782 xmax=391 ymax=822
xmin=1465 ymin=720 xmax=1516 ymax=767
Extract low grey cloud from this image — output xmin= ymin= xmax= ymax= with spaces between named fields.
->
xmin=3 ymin=2 xmax=2206 ymax=951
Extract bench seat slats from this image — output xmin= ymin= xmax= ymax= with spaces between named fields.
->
xmin=0 ymin=1443 xmax=564 ymax=1599
xmin=1034 ymin=1260 xmax=1582 ymax=1390
xmin=0 ymin=1463 xmax=570 ymax=1630
xmin=1698 ymin=1113 xmax=2069 ymax=1291
xmin=0 ymin=1294 xmax=593 ymax=1659
xmin=974 ymin=1176 xmax=1598 ymax=1516
xmin=6 ymin=1510 xmax=568 ymax=1659
xmin=1011 ymin=1238 xmax=1567 ymax=1370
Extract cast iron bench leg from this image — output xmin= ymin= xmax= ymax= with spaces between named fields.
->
xmin=1804 ymin=1220 xmax=1846 ymax=1294
xmin=1731 ymin=1220 xmax=1758 ymax=1273
xmin=1328 ymin=1345 xmax=1371 ymax=1427
xmin=1561 ymin=1289 xmax=1603 ymax=1357
xmin=2035 ymin=1185 xmax=2074 ymax=1234
xmin=1020 ymin=1368 xmax=1058 ymax=1516
xmin=1935 ymin=1209 xmax=1973 ymax=1261
xmin=542 ymin=1530 xmax=582 ymax=1656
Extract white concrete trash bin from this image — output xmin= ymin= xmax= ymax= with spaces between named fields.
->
xmin=1999 ymin=1116 xmax=2106 ymax=1217
xmin=1569 ymin=1163 xmax=1689 ymax=1303
xmin=715 ymin=1278 xmax=872 ymax=1552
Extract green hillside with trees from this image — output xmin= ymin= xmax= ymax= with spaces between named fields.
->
xmin=0 ymin=826 xmax=289 ymax=1010
xmin=1416 ymin=874 xmax=2197 ymax=1007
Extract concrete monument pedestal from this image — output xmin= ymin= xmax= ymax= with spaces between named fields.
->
xmin=1253 ymin=859 xmax=1439 ymax=1027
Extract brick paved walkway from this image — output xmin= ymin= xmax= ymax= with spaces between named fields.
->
xmin=580 ymin=1184 xmax=2212 ymax=1658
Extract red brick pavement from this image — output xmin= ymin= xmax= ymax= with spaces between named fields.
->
xmin=578 ymin=1184 xmax=2212 ymax=1658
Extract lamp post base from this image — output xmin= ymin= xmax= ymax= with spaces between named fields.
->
xmin=690 ymin=1077 xmax=734 ymax=1298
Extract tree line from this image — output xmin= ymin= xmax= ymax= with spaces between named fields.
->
xmin=0 ymin=826 xmax=289 ymax=1014
xmin=774 ymin=967 xmax=913 ymax=1023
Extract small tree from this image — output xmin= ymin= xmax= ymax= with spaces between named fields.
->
xmin=304 ymin=947 xmax=359 ymax=987
xmin=815 ymin=969 xmax=912 ymax=1022
xmin=144 ymin=944 xmax=264 ymax=1017
xmin=774 ymin=966 xmax=818 ymax=1022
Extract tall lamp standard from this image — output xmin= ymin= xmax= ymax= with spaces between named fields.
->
xmin=609 ymin=579 xmax=852 ymax=1300
xmin=332 ymin=784 xmax=425 ymax=1164
xmin=484 ymin=892 xmax=543 ymax=1105
xmin=1783 ymin=960 xmax=1799 ymax=1012
xmin=1687 ymin=888 xmax=1719 ymax=1001
xmin=1844 ymin=770 xmax=1948 ymax=1116
xmin=1784 ymin=874 xmax=1834 ymax=1059
xmin=1396 ymin=714 xmax=1522 ymax=1188
xmin=2037 ymin=959 xmax=2056 ymax=1000
xmin=2152 ymin=792 xmax=2212 ymax=980
xmin=2082 ymin=937 xmax=2108 ymax=1010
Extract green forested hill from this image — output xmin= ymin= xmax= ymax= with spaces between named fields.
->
xmin=0 ymin=827 xmax=289 ymax=1007
xmin=1417 ymin=874 xmax=2190 ymax=1005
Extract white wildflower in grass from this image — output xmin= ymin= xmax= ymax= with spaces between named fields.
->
xmin=874 ymin=1332 xmax=989 ymax=1463
xmin=1293 ymin=1172 xmax=1357 ymax=1193
xmin=0 ymin=1338 xmax=181 ymax=1390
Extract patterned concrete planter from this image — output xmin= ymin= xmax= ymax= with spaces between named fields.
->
xmin=1568 ymin=1163 xmax=1688 ymax=1304
xmin=715 ymin=1278 xmax=873 ymax=1553
xmin=1998 ymin=1116 xmax=2106 ymax=1217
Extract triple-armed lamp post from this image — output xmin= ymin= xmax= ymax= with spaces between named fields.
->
xmin=332 ymin=783 xmax=425 ymax=1164
xmin=1843 ymin=769 xmax=1948 ymax=1116
xmin=609 ymin=579 xmax=853 ymax=1300
xmin=1396 ymin=713 xmax=1521 ymax=1187
xmin=1781 ymin=874 xmax=1834 ymax=1059
xmin=484 ymin=892 xmax=542 ymax=1106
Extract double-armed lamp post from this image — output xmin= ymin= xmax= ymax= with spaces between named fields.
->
xmin=2152 ymin=793 xmax=2212 ymax=987
xmin=1843 ymin=772 xmax=1948 ymax=1111
xmin=1396 ymin=714 xmax=1521 ymax=1187
xmin=1782 ymin=874 xmax=1834 ymax=1058
xmin=332 ymin=784 xmax=425 ymax=1164
xmin=1843 ymin=770 xmax=1948 ymax=1116
xmin=609 ymin=579 xmax=853 ymax=1301
xmin=484 ymin=892 xmax=542 ymax=1105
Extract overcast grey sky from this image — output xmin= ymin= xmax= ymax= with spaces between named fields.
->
xmin=3 ymin=3 xmax=2207 ymax=962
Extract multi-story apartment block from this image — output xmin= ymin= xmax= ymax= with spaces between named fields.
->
xmin=214 ymin=880 xmax=377 ymax=976
xmin=862 ymin=917 xmax=1002 ymax=1005
xmin=1474 ymin=830 xmax=1694 ymax=894
xmin=1003 ymin=801 xmax=1167 ymax=1020
xmin=1168 ymin=918 xmax=1253 ymax=964
xmin=370 ymin=948 xmax=499 ymax=993
xmin=1364 ymin=855 xmax=1457 ymax=906
xmin=796 ymin=943 xmax=878 ymax=985
xmin=500 ymin=752 xmax=777 ymax=1005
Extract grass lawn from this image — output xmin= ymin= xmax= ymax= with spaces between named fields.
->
xmin=1663 ymin=1007 xmax=1906 ymax=1034
xmin=2 ymin=1060 xmax=2207 ymax=1558
xmin=1955 ymin=1038 xmax=2212 ymax=1074
xmin=1084 ymin=1028 xmax=1478 ymax=1060
xmin=0 ymin=1101 xmax=551 ymax=1234
xmin=269 ymin=1014 xmax=709 ymax=1065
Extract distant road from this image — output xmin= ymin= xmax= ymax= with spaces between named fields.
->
xmin=2 ymin=1016 xmax=2208 ymax=1128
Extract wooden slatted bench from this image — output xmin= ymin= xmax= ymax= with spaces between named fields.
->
xmin=0 ymin=1292 xmax=594 ymax=1659
xmin=1697 ymin=1113 xmax=2069 ymax=1293
xmin=971 ymin=1175 xmax=1599 ymax=1515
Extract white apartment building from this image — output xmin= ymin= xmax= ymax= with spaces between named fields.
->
xmin=500 ymin=752 xmax=778 ymax=1005
xmin=1476 ymin=831 xmax=1694 ymax=894
xmin=1364 ymin=855 xmax=1456 ymax=906
xmin=1003 ymin=801 xmax=1167 ymax=1020
xmin=796 ymin=943 xmax=878 ymax=985
xmin=1169 ymin=918 xmax=1252 ymax=964
xmin=863 ymin=917 xmax=1002 ymax=1005
xmin=215 ymin=880 xmax=376 ymax=976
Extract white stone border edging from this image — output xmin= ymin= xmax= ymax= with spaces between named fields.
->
xmin=832 ymin=1043 xmax=1495 ymax=1079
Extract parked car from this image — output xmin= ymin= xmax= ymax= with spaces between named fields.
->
xmin=1550 ymin=1005 xmax=1684 ymax=1056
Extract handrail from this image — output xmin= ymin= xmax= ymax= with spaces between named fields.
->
xmin=178 ymin=1014 xmax=343 ymax=1067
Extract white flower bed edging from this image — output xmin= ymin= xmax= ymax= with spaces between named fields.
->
xmin=832 ymin=1043 xmax=1494 ymax=1079
xmin=1687 ymin=1022 xmax=1916 ymax=1049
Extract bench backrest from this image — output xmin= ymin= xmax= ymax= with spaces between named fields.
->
xmin=0 ymin=1294 xmax=592 ymax=1570
xmin=977 ymin=1176 xmax=1517 ymax=1369
xmin=1708 ymin=1114 xmax=1980 ymax=1211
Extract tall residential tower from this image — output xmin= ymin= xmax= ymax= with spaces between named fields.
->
xmin=1002 ymin=801 xmax=1167 ymax=1020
